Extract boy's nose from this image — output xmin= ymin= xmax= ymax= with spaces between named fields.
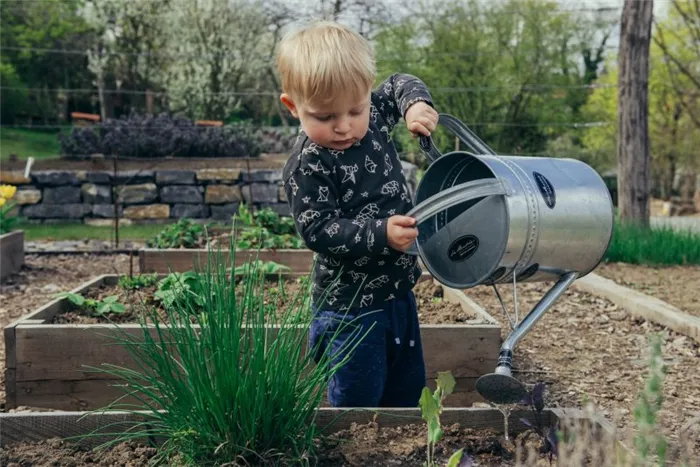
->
xmin=334 ymin=118 xmax=351 ymax=134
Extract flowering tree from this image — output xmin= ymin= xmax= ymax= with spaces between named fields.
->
xmin=158 ymin=0 xmax=275 ymax=120
xmin=80 ymin=0 xmax=171 ymax=119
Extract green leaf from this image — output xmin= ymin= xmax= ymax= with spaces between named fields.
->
xmin=437 ymin=371 xmax=456 ymax=397
xmin=427 ymin=417 xmax=442 ymax=444
xmin=96 ymin=302 xmax=108 ymax=315
xmin=56 ymin=292 xmax=85 ymax=306
xmin=419 ymin=386 xmax=439 ymax=421
xmin=446 ymin=448 xmax=464 ymax=467
xmin=111 ymin=303 xmax=127 ymax=313
xmin=103 ymin=295 xmax=118 ymax=304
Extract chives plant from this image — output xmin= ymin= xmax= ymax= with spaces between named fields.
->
xmin=83 ymin=236 xmax=368 ymax=466
xmin=604 ymin=221 xmax=700 ymax=265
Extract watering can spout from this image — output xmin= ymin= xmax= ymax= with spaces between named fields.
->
xmin=475 ymin=271 xmax=579 ymax=405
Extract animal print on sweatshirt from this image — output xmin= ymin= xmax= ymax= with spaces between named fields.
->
xmin=282 ymin=73 xmax=433 ymax=310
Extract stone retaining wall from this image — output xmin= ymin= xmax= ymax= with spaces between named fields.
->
xmin=1 ymin=161 xmax=418 ymax=224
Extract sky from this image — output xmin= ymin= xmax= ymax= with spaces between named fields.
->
xmin=313 ymin=0 xmax=669 ymax=46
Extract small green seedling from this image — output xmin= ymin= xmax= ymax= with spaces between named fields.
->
xmin=154 ymin=271 xmax=204 ymax=311
xmin=233 ymin=260 xmax=291 ymax=277
xmin=118 ymin=273 xmax=159 ymax=290
xmin=419 ymin=371 xmax=472 ymax=467
xmin=55 ymin=292 xmax=126 ymax=317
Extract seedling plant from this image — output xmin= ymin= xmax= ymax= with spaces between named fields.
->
xmin=54 ymin=292 xmax=126 ymax=317
xmin=118 ymin=273 xmax=159 ymax=290
xmin=419 ymin=371 xmax=473 ymax=467
xmin=519 ymin=382 xmax=559 ymax=463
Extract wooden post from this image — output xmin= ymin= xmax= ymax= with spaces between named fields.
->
xmin=616 ymin=0 xmax=653 ymax=226
xmin=146 ymin=89 xmax=154 ymax=115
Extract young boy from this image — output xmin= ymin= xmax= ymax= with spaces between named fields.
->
xmin=276 ymin=20 xmax=438 ymax=408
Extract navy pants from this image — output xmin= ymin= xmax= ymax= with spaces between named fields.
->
xmin=308 ymin=291 xmax=426 ymax=407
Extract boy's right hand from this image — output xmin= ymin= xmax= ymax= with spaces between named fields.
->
xmin=387 ymin=215 xmax=418 ymax=252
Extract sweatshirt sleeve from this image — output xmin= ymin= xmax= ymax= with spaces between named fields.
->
xmin=371 ymin=73 xmax=434 ymax=133
xmin=283 ymin=145 xmax=389 ymax=258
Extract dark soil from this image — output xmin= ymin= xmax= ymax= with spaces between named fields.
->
xmin=50 ymin=277 xmax=309 ymax=325
xmin=595 ymin=262 xmax=700 ymax=318
xmin=49 ymin=277 xmax=472 ymax=325
xmin=0 ymin=438 xmax=157 ymax=467
xmin=413 ymin=279 xmax=476 ymax=323
xmin=316 ymin=422 xmax=541 ymax=466
xmin=0 ymin=423 xmax=549 ymax=467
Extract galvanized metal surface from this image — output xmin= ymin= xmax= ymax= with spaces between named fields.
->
xmin=412 ymin=113 xmax=615 ymax=405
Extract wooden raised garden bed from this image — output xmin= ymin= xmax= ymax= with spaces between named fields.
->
xmin=0 ymin=406 xmax=620 ymax=466
xmin=4 ymin=273 xmax=501 ymax=411
xmin=0 ymin=230 xmax=24 ymax=281
xmin=139 ymin=247 xmax=314 ymax=273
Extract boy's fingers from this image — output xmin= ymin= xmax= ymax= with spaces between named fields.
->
xmin=398 ymin=227 xmax=418 ymax=240
xmin=418 ymin=115 xmax=437 ymax=132
xmin=391 ymin=215 xmax=417 ymax=227
xmin=408 ymin=121 xmax=430 ymax=137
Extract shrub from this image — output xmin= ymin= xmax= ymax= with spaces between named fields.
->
xmin=59 ymin=111 xmax=263 ymax=159
xmin=255 ymin=126 xmax=299 ymax=153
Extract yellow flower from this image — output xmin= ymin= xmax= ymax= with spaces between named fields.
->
xmin=0 ymin=198 xmax=6 ymax=207
xmin=0 ymin=184 xmax=17 ymax=200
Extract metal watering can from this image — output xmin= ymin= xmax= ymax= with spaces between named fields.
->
xmin=404 ymin=114 xmax=614 ymax=405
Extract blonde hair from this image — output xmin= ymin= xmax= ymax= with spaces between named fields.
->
xmin=276 ymin=20 xmax=376 ymax=104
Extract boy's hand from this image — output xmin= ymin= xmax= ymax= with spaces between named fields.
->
xmin=405 ymin=101 xmax=438 ymax=138
xmin=387 ymin=215 xmax=418 ymax=252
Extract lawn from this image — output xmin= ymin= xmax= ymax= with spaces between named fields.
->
xmin=0 ymin=128 xmax=64 ymax=160
xmin=19 ymin=222 xmax=168 ymax=242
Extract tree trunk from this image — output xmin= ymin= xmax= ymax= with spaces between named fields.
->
xmin=617 ymin=0 xmax=653 ymax=226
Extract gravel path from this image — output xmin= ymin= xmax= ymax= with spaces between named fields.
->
xmin=465 ymin=280 xmax=700 ymax=458
xmin=595 ymin=262 xmax=700 ymax=318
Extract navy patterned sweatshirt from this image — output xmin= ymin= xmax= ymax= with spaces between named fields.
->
xmin=282 ymin=73 xmax=434 ymax=311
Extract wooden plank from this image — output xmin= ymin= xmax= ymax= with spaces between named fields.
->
xmin=13 ymin=376 xmax=483 ymax=412
xmin=14 ymin=379 xmax=142 ymax=412
xmin=0 ymin=410 xmax=147 ymax=449
xmin=7 ymin=272 xmax=502 ymax=410
xmin=14 ymin=324 xmax=499 ymax=382
xmin=0 ymin=230 xmax=24 ymax=281
xmin=575 ymin=272 xmax=700 ymax=343
xmin=5 ymin=368 xmax=17 ymax=409
xmin=139 ymin=248 xmax=316 ymax=273
xmin=0 ymin=407 xmax=610 ymax=449
xmin=4 ymin=318 xmax=17 ymax=370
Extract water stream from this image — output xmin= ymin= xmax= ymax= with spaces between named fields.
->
xmin=493 ymin=403 xmax=518 ymax=441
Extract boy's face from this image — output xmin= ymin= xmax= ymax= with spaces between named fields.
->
xmin=281 ymin=90 xmax=371 ymax=151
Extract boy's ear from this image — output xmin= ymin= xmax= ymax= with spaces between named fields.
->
xmin=280 ymin=93 xmax=299 ymax=118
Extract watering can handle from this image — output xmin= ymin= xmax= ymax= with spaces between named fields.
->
xmin=419 ymin=113 xmax=497 ymax=163
xmin=406 ymin=178 xmax=507 ymax=225
xmin=404 ymin=177 xmax=507 ymax=255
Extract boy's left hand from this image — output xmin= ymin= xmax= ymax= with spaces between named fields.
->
xmin=405 ymin=101 xmax=438 ymax=138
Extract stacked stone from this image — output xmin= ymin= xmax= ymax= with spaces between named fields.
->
xmin=0 ymin=168 xmax=290 ymax=224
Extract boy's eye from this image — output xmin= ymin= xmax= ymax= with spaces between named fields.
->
xmin=315 ymin=115 xmax=332 ymax=122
